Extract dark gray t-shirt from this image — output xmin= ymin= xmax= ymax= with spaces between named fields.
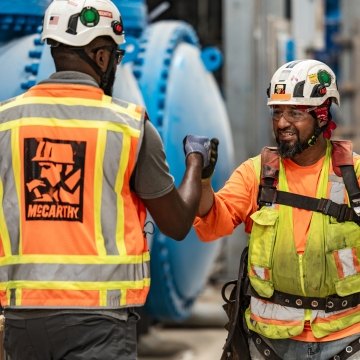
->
xmin=41 ymin=71 xmax=175 ymax=200
xmin=132 ymin=119 xmax=174 ymax=199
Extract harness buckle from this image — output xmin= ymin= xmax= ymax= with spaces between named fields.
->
xmin=258 ymin=185 xmax=277 ymax=207
xmin=317 ymin=198 xmax=332 ymax=214
xmin=353 ymin=206 xmax=360 ymax=217
xmin=351 ymin=197 xmax=360 ymax=216
xmin=337 ymin=204 xmax=352 ymax=222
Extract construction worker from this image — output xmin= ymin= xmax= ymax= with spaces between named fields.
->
xmin=0 ymin=0 xmax=218 ymax=359
xmin=194 ymin=59 xmax=360 ymax=359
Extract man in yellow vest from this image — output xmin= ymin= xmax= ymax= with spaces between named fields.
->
xmin=195 ymin=59 xmax=360 ymax=359
xmin=0 ymin=0 xmax=218 ymax=359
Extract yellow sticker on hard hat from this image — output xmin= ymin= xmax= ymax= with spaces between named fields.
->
xmin=308 ymin=73 xmax=319 ymax=85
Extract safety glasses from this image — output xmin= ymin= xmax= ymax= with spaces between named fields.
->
xmin=269 ymin=106 xmax=317 ymax=122
xmin=92 ymin=46 xmax=125 ymax=64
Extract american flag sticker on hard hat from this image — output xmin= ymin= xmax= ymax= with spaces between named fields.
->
xmin=49 ymin=16 xmax=59 ymax=26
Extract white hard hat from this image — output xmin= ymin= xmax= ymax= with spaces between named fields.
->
xmin=267 ymin=59 xmax=340 ymax=107
xmin=41 ymin=0 xmax=125 ymax=46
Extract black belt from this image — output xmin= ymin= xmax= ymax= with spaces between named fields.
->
xmin=247 ymin=285 xmax=360 ymax=313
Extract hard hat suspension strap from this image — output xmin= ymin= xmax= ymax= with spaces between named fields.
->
xmin=68 ymin=47 xmax=115 ymax=93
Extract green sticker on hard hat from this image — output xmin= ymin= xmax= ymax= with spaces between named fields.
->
xmin=317 ymin=70 xmax=331 ymax=87
xmin=80 ymin=7 xmax=100 ymax=27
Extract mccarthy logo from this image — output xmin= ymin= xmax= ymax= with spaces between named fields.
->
xmin=24 ymin=138 xmax=86 ymax=222
xmin=27 ymin=204 xmax=80 ymax=219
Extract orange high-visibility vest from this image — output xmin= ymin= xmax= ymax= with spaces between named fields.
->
xmin=0 ymin=82 xmax=150 ymax=309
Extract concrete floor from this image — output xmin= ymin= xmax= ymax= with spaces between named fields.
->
xmin=138 ymin=284 xmax=228 ymax=360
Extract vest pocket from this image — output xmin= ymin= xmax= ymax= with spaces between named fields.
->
xmin=248 ymin=207 xmax=279 ymax=298
xmin=326 ymin=222 xmax=360 ymax=296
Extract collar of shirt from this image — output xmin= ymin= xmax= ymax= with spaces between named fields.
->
xmin=39 ymin=71 xmax=99 ymax=88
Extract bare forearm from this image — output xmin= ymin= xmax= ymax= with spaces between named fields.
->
xmin=142 ymin=153 xmax=203 ymax=240
xmin=177 ymin=153 xmax=203 ymax=217
xmin=197 ymin=178 xmax=215 ymax=217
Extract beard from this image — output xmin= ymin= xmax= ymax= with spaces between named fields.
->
xmin=101 ymin=66 xmax=116 ymax=96
xmin=277 ymin=138 xmax=306 ymax=158
xmin=275 ymin=123 xmax=320 ymax=158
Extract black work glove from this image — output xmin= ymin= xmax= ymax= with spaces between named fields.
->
xmin=202 ymin=137 xmax=219 ymax=179
xmin=183 ymin=135 xmax=219 ymax=179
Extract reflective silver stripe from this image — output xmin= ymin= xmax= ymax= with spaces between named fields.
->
xmin=251 ymin=296 xmax=360 ymax=323
xmin=102 ymin=131 xmax=123 ymax=255
xmin=112 ymin=97 xmax=133 ymax=109
xmin=250 ymin=297 xmax=304 ymax=322
xmin=10 ymin=289 xmax=16 ymax=306
xmin=329 ymin=174 xmax=345 ymax=204
xmin=0 ymin=130 xmax=20 ymax=255
xmin=252 ymin=266 xmax=266 ymax=280
xmin=338 ymin=248 xmax=357 ymax=277
xmin=107 ymin=290 xmax=121 ymax=307
xmin=0 ymin=104 xmax=141 ymax=129
xmin=311 ymin=306 xmax=355 ymax=320
xmin=0 ymin=260 xmax=150 ymax=282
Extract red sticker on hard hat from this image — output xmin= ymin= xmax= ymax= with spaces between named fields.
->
xmin=98 ymin=10 xmax=113 ymax=18
xmin=112 ymin=20 xmax=124 ymax=35
xmin=274 ymin=84 xmax=286 ymax=94
xmin=67 ymin=1 xmax=78 ymax=7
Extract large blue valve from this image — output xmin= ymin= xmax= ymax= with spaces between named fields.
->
xmin=0 ymin=0 xmax=235 ymax=321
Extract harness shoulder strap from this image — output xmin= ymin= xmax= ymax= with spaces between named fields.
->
xmin=332 ymin=140 xmax=360 ymax=215
xmin=257 ymin=147 xmax=279 ymax=206
xmin=257 ymin=141 xmax=360 ymax=223
xmin=331 ymin=140 xmax=354 ymax=176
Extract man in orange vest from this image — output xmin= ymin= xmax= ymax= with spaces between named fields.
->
xmin=195 ymin=59 xmax=360 ymax=359
xmin=0 ymin=0 xmax=218 ymax=359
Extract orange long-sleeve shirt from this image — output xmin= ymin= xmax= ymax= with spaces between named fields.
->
xmin=194 ymin=154 xmax=360 ymax=342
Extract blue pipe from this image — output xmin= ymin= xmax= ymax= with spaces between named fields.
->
xmin=0 ymin=1 xmax=235 ymax=322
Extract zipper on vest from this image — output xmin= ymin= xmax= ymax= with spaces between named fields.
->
xmin=299 ymin=255 xmax=312 ymax=324
xmin=298 ymin=254 xmax=306 ymax=295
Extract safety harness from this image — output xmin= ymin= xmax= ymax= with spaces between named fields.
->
xmin=258 ymin=140 xmax=360 ymax=223
xmin=220 ymin=247 xmax=360 ymax=360
xmin=221 ymin=140 xmax=360 ymax=360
